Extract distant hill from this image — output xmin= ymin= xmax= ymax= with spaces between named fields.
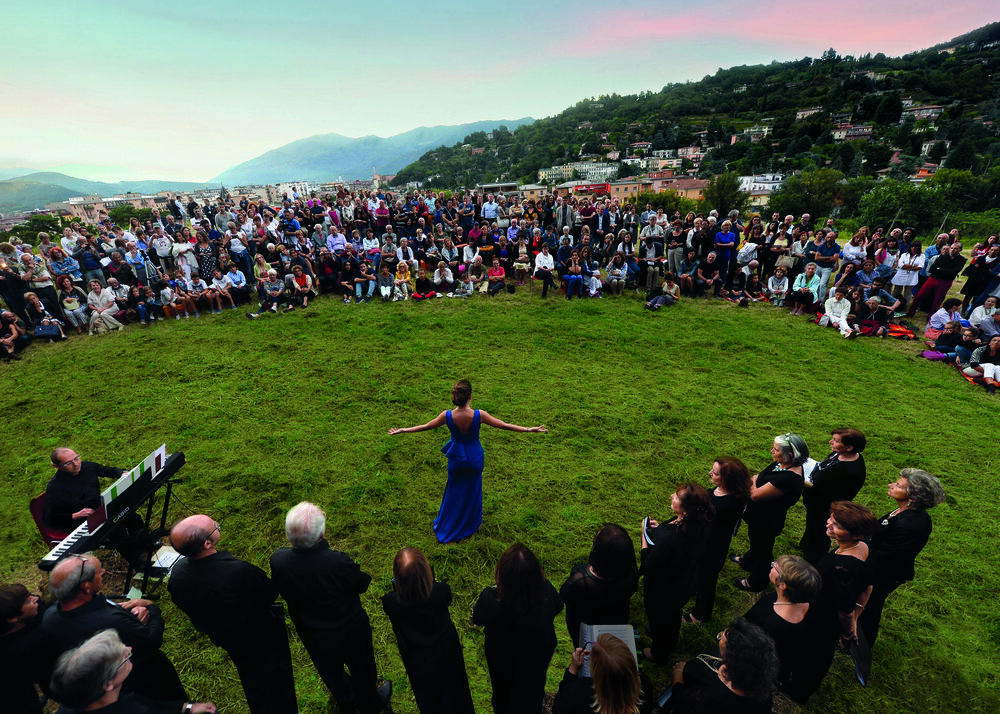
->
xmin=0 ymin=168 xmax=39 ymax=181
xmin=210 ymin=118 xmax=534 ymax=185
xmin=0 ymin=173 xmax=216 ymax=213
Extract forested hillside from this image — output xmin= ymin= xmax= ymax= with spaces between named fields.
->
xmin=392 ymin=22 xmax=1000 ymax=189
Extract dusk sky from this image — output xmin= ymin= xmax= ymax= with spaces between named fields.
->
xmin=1 ymin=1 xmax=995 ymax=182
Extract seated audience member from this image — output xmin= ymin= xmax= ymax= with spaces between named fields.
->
xmin=767 ymin=266 xmax=789 ymax=306
xmin=932 ymin=321 xmax=973 ymax=363
xmin=24 ymin=291 xmax=66 ymax=339
xmin=677 ymin=248 xmax=699 ymax=297
xmin=0 ymin=585 xmax=59 ymax=714
xmin=185 ymin=271 xmax=216 ymax=314
xmin=354 ymin=262 xmax=376 ymax=303
xmin=559 ymin=523 xmax=639 ymax=648
xmin=394 ymin=261 xmax=413 ymax=300
xmin=246 ymin=270 xmax=286 ymax=318
xmin=487 ymin=257 xmax=507 ymax=297
xmin=469 ymin=255 xmax=488 ymax=294
xmin=158 ymin=278 xmax=195 ymax=321
xmin=86 ymin=280 xmax=125 ymax=333
xmin=533 ymin=243 xmax=559 ymax=298
xmin=962 ymin=335 xmax=1000 ymax=392
xmin=605 ymin=253 xmax=629 ymax=296
xmin=742 ymin=555 xmax=826 ymax=703
xmin=473 ymin=543 xmax=564 ymax=714
xmin=43 ymin=554 xmax=187 ymax=702
xmin=819 ymin=287 xmax=854 ymax=337
xmin=49 ymin=630 xmax=215 ymax=714
xmin=287 ymin=265 xmax=314 ymax=310
xmin=56 ymin=275 xmax=90 ymax=334
xmin=863 ymin=277 xmax=901 ymax=314
xmin=926 ymin=298 xmax=963 ymax=336
xmin=453 ymin=271 xmax=474 ymax=298
xmin=788 ymin=262 xmax=821 ymax=315
xmin=377 ymin=264 xmax=394 ymax=303
xmin=270 ymin=503 xmax=393 ymax=714
xmin=644 ymin=272 xmax=680 ymax=311
xmin=968 ymin=295 xmax=997 ymax=327
xmin=666 ymin=617 xmax=778 ymax=714
xmin=432 ymin=261 xmax=453 ymax=293
xmin=695 ymin=252 xmax=722 ymax=297
xmin=552 ymin=633 xmax=655 ymax=714
xmin=848 ymin=296 xmax=891 ymax=337
xmin=412 ymin=268 xmax=438 ymax=300
xmin=381 ymin=547 xmax=474 ymax=714
xmin=209 ymin=268 xmax=237 ymax=309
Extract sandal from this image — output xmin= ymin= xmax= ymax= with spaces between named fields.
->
xmin=729 ymin=553 xmax=751 ymax=571
xmin=640 ymin=647 xmax=665 ymax=666
xmin=681 ymin=613 xmax=702 ymax=624
xmin=733 ymin=578 xmax=762 ymax=593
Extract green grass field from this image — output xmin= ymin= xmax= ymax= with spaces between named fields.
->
xmin=2 ymin=289 xmax=997 ymax=713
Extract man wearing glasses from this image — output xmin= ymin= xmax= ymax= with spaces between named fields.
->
xmin=168 ymin=515 xmax=298 ymax=714
xmin=50 ymin=630 xmax=216 ymax=714
xmin=42 ymin=554 xmax=187 ymax=703
xmin=43 ymin=448 xmax=127 ymax=532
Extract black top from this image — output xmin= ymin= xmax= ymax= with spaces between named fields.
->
xmin=672 ymin=655 xmax=773 ymax=714
xmin=640 ymin=520 xmax=705 ymax=602
xmin=57 ymin=693 xmax=181 ymax=714
xmin=816 ymin=552 xmax=871 ymax=616
xmin=553 ymin=666 xmax=655 ymax=714
xmin=167 ymin=550 xmax=278 ymax=648
xmin=928 ymin=253 xmax=967 ymax=280
xmin=44 ymin=461 xmax=124 ymax=530
xmin=0 ymin=603 xmax=59 ymax=713
xmin=743 ymin=593 xmax=829 ymax=703
xmin=270 ymin=539 xmax=370 ymax=633
xmin=803 ymin=453 xmax=866 ymax=510
xmin=743 ymin=463 xmax=804 ymax=537
xmin=704 ymin=491 xmax=747 ymax=570
xmin=559 ymin=563 xmax=638 ymax=646
xmin=382 ymin=581 xmax=459 ymax=658
xmin=866 ymin=509 xmax=933 ymax=586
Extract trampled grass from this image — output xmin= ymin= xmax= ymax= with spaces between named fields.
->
xmin=1 ymin=290 xmax=997 ymax=713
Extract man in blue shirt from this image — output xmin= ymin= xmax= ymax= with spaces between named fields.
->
xmin=813 ymin=230 xmax=841 ymax=301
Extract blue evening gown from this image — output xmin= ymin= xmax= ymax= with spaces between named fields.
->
xmin=434 ymin=410 xmax=485 ymax=543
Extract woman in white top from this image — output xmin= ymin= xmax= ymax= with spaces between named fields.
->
xmin=532 ymin=243 xmax=557 ymax=297
xmin=890 ymin=240 xmax=924 ymax=297
xmin=462 ymin=243 xmax=479 ymax=270
xmin=85 ymin=279 xmax=124 ymax=334
xmin=969 ymin=296 xmax=997 ymax=327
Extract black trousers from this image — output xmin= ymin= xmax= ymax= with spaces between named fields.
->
xmin=533 ymin=269 xmax=557 ymax=296
xmin=223 ymin=611 xmax=298 ymax=714
xmin=300 ymin=618 xmax=383 ymax=713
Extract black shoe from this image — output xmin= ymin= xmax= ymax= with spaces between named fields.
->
xmin=375 ymin=679 xmax=392 ymax=710
xmin=733 ymin=578 xmax=763 ymax=593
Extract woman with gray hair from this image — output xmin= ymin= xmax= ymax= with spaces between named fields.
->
xmin=858 ymin=468 xmax=946 ymax=648
xmin=732 ymin=433 xmax=808 ymax=592
xmin=50 ymin=629 xmax=216 ymax=713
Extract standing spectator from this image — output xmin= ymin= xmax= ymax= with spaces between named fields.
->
xmin=168 ymin=515 xmax=298 ymax=714
xmin=907 ymin=241 xmax=967 ymax=317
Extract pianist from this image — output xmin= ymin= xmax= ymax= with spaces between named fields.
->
xmin=44 ymin=448 xmax=127 ymax=531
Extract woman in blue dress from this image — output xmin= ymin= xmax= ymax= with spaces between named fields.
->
xmin=389 ymin=380 xmax=547 ymax=543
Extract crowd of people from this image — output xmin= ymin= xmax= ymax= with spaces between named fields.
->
xmin=2 ymin=429 xmax=947 ymax=714
xmin=2 ymin=190 xmax=998 ymax=390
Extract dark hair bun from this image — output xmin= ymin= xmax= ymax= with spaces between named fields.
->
xmin=452 ymin=380 xmax=472 ymax=406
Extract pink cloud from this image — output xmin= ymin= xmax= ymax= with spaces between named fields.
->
xmin=540 ymin=1 xmax=997 ymax=63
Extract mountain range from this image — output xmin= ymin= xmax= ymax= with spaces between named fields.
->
xmin=208 ymin=118 xmax=534 ymax=185
xmin=0 ymin=118 xmax=533 ymax=214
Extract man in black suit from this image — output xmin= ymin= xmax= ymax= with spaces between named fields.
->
xmin=42 ymin=554 xmax=186 ymax=702
xmin=270 ymin=502 xmax=392 ymax=713
xmin=168 ymin=515 xmax=298 ymax=714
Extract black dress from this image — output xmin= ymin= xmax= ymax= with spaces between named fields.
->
xmin=741 ymin=463 xmax=804 ymax=590
xmin=559 ymin=563 xmax=638 ymax=647
xmin=472 ymin=581 xmax=563 ymax=714
xmin=667 ymin=655 xmax=773 ymax=714
xmin=858 ymin=508 xmax=932 ymax=647
xmin=641 ymin=520 xmax=705 ymax=661
xmin=743 ymin=593 xmax=828 ymax=703
xmin=800 ymin=453 xmax=867 ymax=563
xmin=381 ymin=582 xmax=474 ymax=714
xmin=0 ymin=602 xmax=60 ymax=714
xmin=693 ymin=491 xmax=746 ymax=621
xmin=553 ymin=666 xmax=656 ymax=714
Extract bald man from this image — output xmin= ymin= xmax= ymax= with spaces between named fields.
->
xmin=44 ymin=448 xmax=127 ymax=532
xmin=167 ymin=515 xmax=297 ymax=714
xmin=42 ymin=554 xmax=186 ymax=702
xmin=270 ymin=502 xmax=392 ymax=713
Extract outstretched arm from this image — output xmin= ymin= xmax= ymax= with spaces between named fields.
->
xmin=388 ymin=411 xmax=447 ymax=435
xmin=479 ymin=410 xmax=547 ymax=433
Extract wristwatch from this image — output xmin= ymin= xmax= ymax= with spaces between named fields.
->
xmin=183 ymin=704 xmax=193 ymax=714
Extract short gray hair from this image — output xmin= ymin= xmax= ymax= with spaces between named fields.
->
xmin=900 ymin=468 xmax=946 ymax=510
xmin=867 ymin=296 xmax=881 ymax=305
xmin=805 ymin=262 xmax=818 ymax=271
xmin=285 ymin=502 xmax=325 ymax=549
xmin=50 ymin=629 xmax=126 ymax=709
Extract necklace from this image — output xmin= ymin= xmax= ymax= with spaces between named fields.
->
xmin=773 ymin=601 xmax=799 ymax=606
xmin=835 ymin=542 xmax=863 ymax=555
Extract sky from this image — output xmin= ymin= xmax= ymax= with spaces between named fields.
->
xmin=0 ymin=0 xmax=995 ymax=183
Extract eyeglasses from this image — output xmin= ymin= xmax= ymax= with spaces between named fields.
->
xmin=69 ymin=555 xmax=92 ymax=593
xmin=58 ymin=455 xmax=81 ymax=468
xmin=115 ymin=650 xmax=133 ymax=674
